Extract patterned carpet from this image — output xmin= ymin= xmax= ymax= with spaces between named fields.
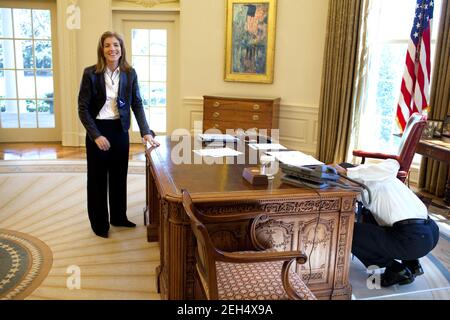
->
xmin=0 ymin=160 xmax=160 ymax=300
xmin=0 ymin=229 xmax=53 ymax=299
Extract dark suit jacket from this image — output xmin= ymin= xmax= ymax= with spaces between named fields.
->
xmin=78 ymin=65 xmax=153 ymax=141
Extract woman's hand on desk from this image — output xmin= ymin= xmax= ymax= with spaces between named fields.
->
xmin=143 ymin=134 xmax=160 ymax=148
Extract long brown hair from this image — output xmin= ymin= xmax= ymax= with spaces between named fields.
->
xmin=95 ymin=31 xmax=132 ymax=74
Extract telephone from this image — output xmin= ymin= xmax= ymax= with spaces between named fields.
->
xmin=280 ymin=163 xmax=340 ymax=183
xmin=280 ymin=163 xmax=372 ymax=206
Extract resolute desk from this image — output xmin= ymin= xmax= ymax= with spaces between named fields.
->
xmin=144 ymin=136 xmax=358 ymax=300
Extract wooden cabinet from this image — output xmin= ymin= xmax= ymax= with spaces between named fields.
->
xmin=203 ymin=95 xmax=280 ymax=136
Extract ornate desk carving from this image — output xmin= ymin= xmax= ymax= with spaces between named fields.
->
xmin=144 ymin=136 xmax=357 ymax=300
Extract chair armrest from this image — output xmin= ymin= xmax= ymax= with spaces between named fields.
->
xmin=219 ymin=250 xmax=308 ymax=265
xmin=353 ymin=150 xmax=400 ymax=161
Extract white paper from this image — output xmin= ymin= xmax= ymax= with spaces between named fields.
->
xmin=267 ymin=151 xmax=323 ymax=166
xmin=198 ymin=134 xmax=238 ymax=142
xmin=249 ymin=143 xmax=287 ymax=150
xmin=193 ymin=147 xmax=242 ymax=158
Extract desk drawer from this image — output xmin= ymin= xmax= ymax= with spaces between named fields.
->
xmin=203 ymin=108 xmax=272 ymax=123
xmin=203 ymin=119 xmax=271 ymax=133
xmin=204 ymin=99 xmax=272 ymax=113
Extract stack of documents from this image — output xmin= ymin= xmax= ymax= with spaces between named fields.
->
xmin=198 ymin=134 xmax=238 ymax=142
xmin=193 ymin=148 xmax=242 ymax=158
xmin=248 ymin=143 xmax=287 ymax=151
xmin=266 ymin=151 xmax=323 ymax=166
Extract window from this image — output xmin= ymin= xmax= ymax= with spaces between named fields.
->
xmin=130 ymin=28 xmax=167 ymax=134
xmin=0 ymin=7 xmax=55 ymax=129
xmin=353 ymin=0 xmax=442 ymax=156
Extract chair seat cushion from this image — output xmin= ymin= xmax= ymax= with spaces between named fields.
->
xmin=216 ymin=259 xmax=317 ymax=300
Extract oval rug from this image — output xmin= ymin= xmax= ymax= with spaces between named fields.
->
xmin=0 ymin=229 xmax=53 ymax=300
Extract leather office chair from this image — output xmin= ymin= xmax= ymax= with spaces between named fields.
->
xmin=352 ymin=113 xmax=427 ymax=182
xmin=181 ymin=189 xmax=317 ymax=300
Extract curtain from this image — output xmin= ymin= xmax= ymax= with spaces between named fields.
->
xmin=418 ymin=1 xmax=450 ymax=197
xmin=317 ymin=0 xmax=365 ymax=164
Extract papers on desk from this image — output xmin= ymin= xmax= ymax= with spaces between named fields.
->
xmin=266 ymin=151 xmax=323 ymax=166
xmin=248 ymin=143 xmax=287 ymax=151
xmin=198 ymin=134 xmax=238 ymax=142
xmin=193 ymin=147 xmax=242 ymax=158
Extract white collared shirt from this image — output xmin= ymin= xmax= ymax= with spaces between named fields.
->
xmin=346 ymin=159 xmax=428 ymax=226
xmin=96 ymin=67 xmax=120 ymax=120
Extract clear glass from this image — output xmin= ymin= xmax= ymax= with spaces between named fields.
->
xmin=149 ymin=57 xmax=166 ymax=81
xmin=36 ymin=69 xmax=53 ymax=99
xmin=133 ymin=56 xmax=149 ymax=81
xmin=149 ymin=107 xmax=166 ymax=133
xmin=132 ymin=29 xmax=149 ymax=55
xmin=13 ymin=9 xmax=32 ymax=39
xmin=15 ymin=39 xmax=33 ymax=69
xmin=150 ymin=29 xmax=167 ymax=56
xmin=260 ymin=154 xmax=278 ymax=179
xmin=138 ymin=81 xmax=150 ymax=106
xmin=16 ymin=69 xmax=35 ymax=99
xmin=32 ymin=10 xmax=52 ymax=39
xmin=37 ymin=99 xmax=54 ymax=128
xmin=35 ymin=40 xmax=52 ymax=69
xmin=0 ymin=70 xmax=17 ymax=98
xmin=18 ymin=99 xmax=37 ymax=128
xmin=0 ymin=99 xmax=18 ymax=128
xmin=149 ymin=82 xmax=166 ymax=107
xmin=0 ymin=40 xmax=15 ymax=68
xmin=0 ymin=9 xmax=13 ymax=38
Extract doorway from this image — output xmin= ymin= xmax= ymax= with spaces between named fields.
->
xmin=114 ymin=12 xmax=179 ymax=143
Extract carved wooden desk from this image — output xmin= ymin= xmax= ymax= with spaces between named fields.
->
xmin=144 ymin=136 xmax=358 ymax=300
xmin=416 ymin=139 xmax=450 ymax=204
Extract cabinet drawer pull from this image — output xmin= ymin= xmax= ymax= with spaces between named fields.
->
xmin=214 ymin=123 xmax=220 ymax=129
xmin=213 ymin=101 xmax=220 ymax=107
xmin=213 ymin=112 xmax=220 ymax=118
xmin=253 ymin=104 xmax=260 ymax=111
xmin=252 ymin=115 xmax=260 ymax=121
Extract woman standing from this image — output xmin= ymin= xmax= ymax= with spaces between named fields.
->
xmin=78 ymin=31 xmax=159 ymax=238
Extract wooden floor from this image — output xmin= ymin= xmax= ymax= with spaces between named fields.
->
xmin=0 ymin=142 xmax=147 ymax=161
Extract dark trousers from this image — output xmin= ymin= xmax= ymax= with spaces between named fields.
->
xmin=86 ymin=119 xmax=129 ymax=233
xmin=352 ymin=208 xmax=439 ymax=269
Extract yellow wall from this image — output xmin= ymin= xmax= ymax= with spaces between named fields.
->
xmin=180 ymin=0 xmax=328 ymax=105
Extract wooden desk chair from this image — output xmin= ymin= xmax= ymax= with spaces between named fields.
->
xmin=181 ymin=189 xmax=317 ymax=300
xmin=352 ymin=113 xmax=427 ymax=182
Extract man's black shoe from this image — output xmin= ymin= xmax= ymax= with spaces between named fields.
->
xmin=381 ymin=267 xmax=415 ymax=287
xmin=403 ymin=260 xmax=424 ymax=276
xmin=111 ymin=220 xmax=136 ymax=228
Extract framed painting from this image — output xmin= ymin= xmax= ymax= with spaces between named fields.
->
xmin=224 ymin=0 xmax=277 ymax=83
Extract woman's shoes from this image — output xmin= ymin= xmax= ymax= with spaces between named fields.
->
xmin=110 ymin=220 xmax=136 ymax=228
xmin=93 ymin=230 xmax=109 ymax=238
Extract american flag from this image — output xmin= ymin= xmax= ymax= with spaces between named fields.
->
xmin=396 ymin=0 xmax=435 ymax=131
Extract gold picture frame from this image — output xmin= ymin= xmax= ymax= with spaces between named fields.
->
xmin=224 ymin=0 xmax=277 ymax=83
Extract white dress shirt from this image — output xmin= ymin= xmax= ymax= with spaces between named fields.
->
xmin=96 ymin=67 xmax=120 ymax=120
xmin=346 ymin=159 xmax=428 ymax=227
